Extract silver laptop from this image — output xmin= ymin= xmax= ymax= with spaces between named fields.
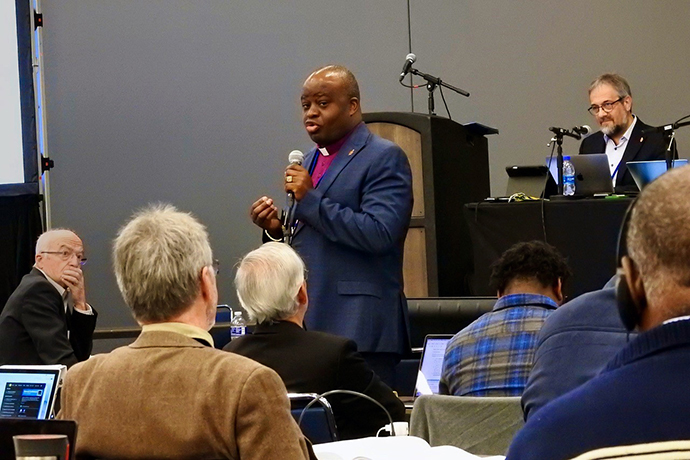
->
xmin=0 ymin=365 xmax=66 ymax=419
xmin=546 ymin=154 xmax=614 ymax=195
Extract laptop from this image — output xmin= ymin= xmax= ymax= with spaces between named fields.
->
xmin=414 ymin=334 xmax=453 ymax=398
xmin=0 ymin=365 xmax=66 ymax=419
xmin=546 ymin=154 xmax=614 ymax=195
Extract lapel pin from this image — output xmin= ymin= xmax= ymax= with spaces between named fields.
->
xmin=348 ymin=149 xmax=355 ymax=156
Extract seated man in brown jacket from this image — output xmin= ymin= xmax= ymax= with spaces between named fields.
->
xmin=225 ymin=242 xmax=406 ymax=439
xmin=58 ymin=205 xmax=311 ymax=460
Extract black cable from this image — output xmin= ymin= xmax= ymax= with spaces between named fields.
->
xmin=540 ymin=141 xmax=558 ymax=243
xmin=439 ymin=84 xmax=452 ymax=120
xmin=298 ymin=389 xmax=395 ymax=436
xmin=406 ymin=0 xmax=413 ymax=112
xmin=674 ymin=113 xmax=690 ymax=124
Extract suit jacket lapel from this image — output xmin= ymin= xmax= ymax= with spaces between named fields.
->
xmin=293 ymin=123 xmax=371 ymax=238
xmin=617 ymin=120 xmax=645 ymax=184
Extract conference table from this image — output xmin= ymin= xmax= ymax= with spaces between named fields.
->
xmin=463 ymin=197 xmax=633 ymax=300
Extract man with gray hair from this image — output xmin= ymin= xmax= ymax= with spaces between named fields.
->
xmin=507 ymin=166 xmax=690 ymax=459
xmin=0 ymin=229 xmax=96 ymax=367
xmin=58 ymin=205 xmax=311 ymax=460
xmin=580 ymin=73 xmax=667 ymax=192
xmin=225 ymin=242 xmax=406 ymax=440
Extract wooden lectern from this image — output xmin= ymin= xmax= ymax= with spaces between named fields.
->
xmin=363 ymin=112 xmax=492 ymax=297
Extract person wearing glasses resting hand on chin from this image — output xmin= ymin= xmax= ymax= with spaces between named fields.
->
xmin=0 ymin=229 xmax=97 ymax=367
xmin=580 ymin=73 xmax=669 ymax=193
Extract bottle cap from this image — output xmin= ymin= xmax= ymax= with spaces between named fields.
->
xmin=564 ymin=155 xmax=571 ymax=160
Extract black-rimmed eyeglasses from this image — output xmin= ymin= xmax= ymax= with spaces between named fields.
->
xmin=588 ymin=97 xmax=623 ymax=115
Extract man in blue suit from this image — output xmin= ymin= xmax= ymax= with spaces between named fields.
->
xmin=250 ymin=65 xmax=413 ymax=382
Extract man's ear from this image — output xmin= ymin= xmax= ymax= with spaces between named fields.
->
xmin=297 ymin=281 xmax=308 ymax=309
xmin=623 ymin=95 xmax=633 ymax=112
xmin=199 ymin=266 xmax=216 ymax=302
xmin=553 ymin=278 xmax=564 ymax=304
xmin=349 ymin=97 xmax=360 ymax=116
xmin=622 ymin=256 xmax=645 ymax=308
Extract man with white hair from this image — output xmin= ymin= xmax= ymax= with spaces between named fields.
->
xmin=0 ymin=229 xmax=97 ymax=366
xmin=58 ymin=205 xmax=311 ymax=460
xmin=507 ymin=166 xmax=690 ymax=459
xmin=225 ymin=242 xmax=405 ymax=440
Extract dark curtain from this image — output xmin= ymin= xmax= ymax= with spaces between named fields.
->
xmin=0 ymin=194 xmax=42 ymax=311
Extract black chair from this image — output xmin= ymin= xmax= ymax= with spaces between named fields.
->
xmin=212 ymin=305 xmax=233 ymax=349
xmin=0 ymin=418 xmax=77 ymax=460
xmin=288 ymin=393 xmax=339 ymax=445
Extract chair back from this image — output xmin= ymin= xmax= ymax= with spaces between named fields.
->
xmin=288 ymin=393 xmax=339 ymax=444
xmin=211 ymin=305 xmax=233 ymax=349
xmin=409 ymin=394 xmax=523 ymax=456
xmin=0 ymin=418 xmax=77 ymax=460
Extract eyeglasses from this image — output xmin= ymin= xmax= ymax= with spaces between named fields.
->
xmin=588 ymin=97 xmax=623 ymax=115
xmin=41 ymin=251 xmax=87 ymax=266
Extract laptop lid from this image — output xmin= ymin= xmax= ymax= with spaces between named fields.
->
xmin=546 ymin=154 xmax=614 ymax=195
xmin=414 ymin=334 xmax=453 ymax=397
xmin=0 ymin=365 xmax=65 ymax=419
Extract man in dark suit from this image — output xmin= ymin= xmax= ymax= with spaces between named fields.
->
xmin=225 ymin=242 xmax=406 ymax=440
xmin=0 ymin=229 xmax=97 ymax=367
xmin=580 ymin=73 xmax=667 ymax=193
xmin=249 ymin=65 xmax=413 ymax=382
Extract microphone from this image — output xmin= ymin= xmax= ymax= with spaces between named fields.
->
xmin=284 ymin=150 xmax=304 ymax=245
xmin=399 ymin=53 xmax=416 ymax=82
xmin=288 ymin=149 xmax=304 ymax=166
xmin=572 ymin=125 xmax=592 ymax=138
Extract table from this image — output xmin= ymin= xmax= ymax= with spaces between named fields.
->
xmin=463 ymin=197 xmax=633 ymax=299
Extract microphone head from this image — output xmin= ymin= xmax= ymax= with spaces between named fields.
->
xmin=573 ymin=125 xmax=592 ymax=137
xmin=406 ymin=53 xmax=416 ymax=63
xmin=288 ymin=150 xmax=304 ymax=165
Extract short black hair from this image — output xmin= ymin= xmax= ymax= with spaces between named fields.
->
xmin=489 ymin=241 xmax=572 ymax=294
xmin=310 ymin=65 xmax=360 ymax=100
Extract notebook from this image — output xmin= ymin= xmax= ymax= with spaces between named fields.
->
xmin=414 ymin=335 xmax=453 ymax=398
xmin=0 ymin=365 xmax=65 ymax=419
xmin=546 ymin=154 xmax=614 ymax=195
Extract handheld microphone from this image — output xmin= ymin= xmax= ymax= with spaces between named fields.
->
xmin=399 ymin=53 xmax=416 ymax=82
xmin=284 ymin=150 xmax=304 ymax=245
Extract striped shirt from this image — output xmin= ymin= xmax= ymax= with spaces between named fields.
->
xmin=440 ymin=293 xmax=557 ymax=396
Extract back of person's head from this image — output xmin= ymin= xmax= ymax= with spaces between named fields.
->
xmin=113 ymin=204 xmax=213 ymax=323
xmin=490 ymin=240 xmax=571 ymax=296
xmin=235 ymin=242 xmax=305 ymax=324
xmin=627 ymin=166 xmax=690 ymax=310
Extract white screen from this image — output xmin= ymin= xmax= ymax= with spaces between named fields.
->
xmin=0 ymin=0 xmax=26 ymax=185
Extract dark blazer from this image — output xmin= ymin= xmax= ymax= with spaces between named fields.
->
xmin=224 ymin=321 xmax=406 ymax=440
xmin=521 ymin=277 xmax=634 ymax=420
xmin=579 ymin=117 xmax=667 ymax=192
xmin=292 ymin=123 xmax=414 ymax=355
xmin=0 ymin=268 xmax=97 ymax=367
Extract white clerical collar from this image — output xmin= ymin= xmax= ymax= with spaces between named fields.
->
xmin=663 ymin=315 xmax=690 ymax=325
xmin=318 ymin=147 xmax=330 ymax=157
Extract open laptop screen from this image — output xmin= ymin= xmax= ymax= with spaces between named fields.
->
xmin=0 ymin=365 xmax=65 ymax=419
xmin=414 ymin=335 xmax=453 ymax=397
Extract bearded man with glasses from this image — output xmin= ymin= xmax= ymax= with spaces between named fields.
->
xmin=0 ymin=229 xmax=97 ymax=367
xmin=580 ymin=73 xmax=668 ymax=192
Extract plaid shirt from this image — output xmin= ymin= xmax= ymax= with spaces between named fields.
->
xmin=440 ymin=293 xmax=557 ymax=396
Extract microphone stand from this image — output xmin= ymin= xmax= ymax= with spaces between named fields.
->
xmin=547 ymin=127 xmax=581 ymax=196
xmin=408 ymin=67 xmax=470 ymax=115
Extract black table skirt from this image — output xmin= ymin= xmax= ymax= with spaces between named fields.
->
xmin=464 ymin=198 xmax=633 ymax=299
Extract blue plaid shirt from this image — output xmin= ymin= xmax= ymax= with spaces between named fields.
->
xmin=440 ymin=293 xmax=557 ymax=396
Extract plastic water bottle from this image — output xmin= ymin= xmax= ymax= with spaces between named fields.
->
xmin=230 ymin=311 xmax=246 ymax=341
xmin=563 ymin=156 xmax=576 ymax=196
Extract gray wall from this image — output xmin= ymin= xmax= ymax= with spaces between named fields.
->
xmin=41 ymin=1 xmax=690 ymax=328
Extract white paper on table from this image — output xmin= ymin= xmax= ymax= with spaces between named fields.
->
xmin=312 ymin=436 xmax=506 ymax=460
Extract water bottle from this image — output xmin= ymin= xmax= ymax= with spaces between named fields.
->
xmin=563 ymin=156 xmax=576 ymax=196
xmin=230 ymin=311 xmax=246 ymax=341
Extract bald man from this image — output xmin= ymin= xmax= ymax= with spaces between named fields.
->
xmin=0 ymin=229 xmax=97 ymax=367
xmin=250 ymin=66 xmax=413 ymax=382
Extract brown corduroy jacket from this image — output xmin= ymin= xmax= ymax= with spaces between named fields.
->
xmin=58 ymin=330 xmax=311 ymax=460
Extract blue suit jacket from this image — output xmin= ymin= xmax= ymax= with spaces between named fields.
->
xmin=521 ymin=276 xmax=634 ymax=420
xmin=292 ymin=123 xmax=413 ymax=355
